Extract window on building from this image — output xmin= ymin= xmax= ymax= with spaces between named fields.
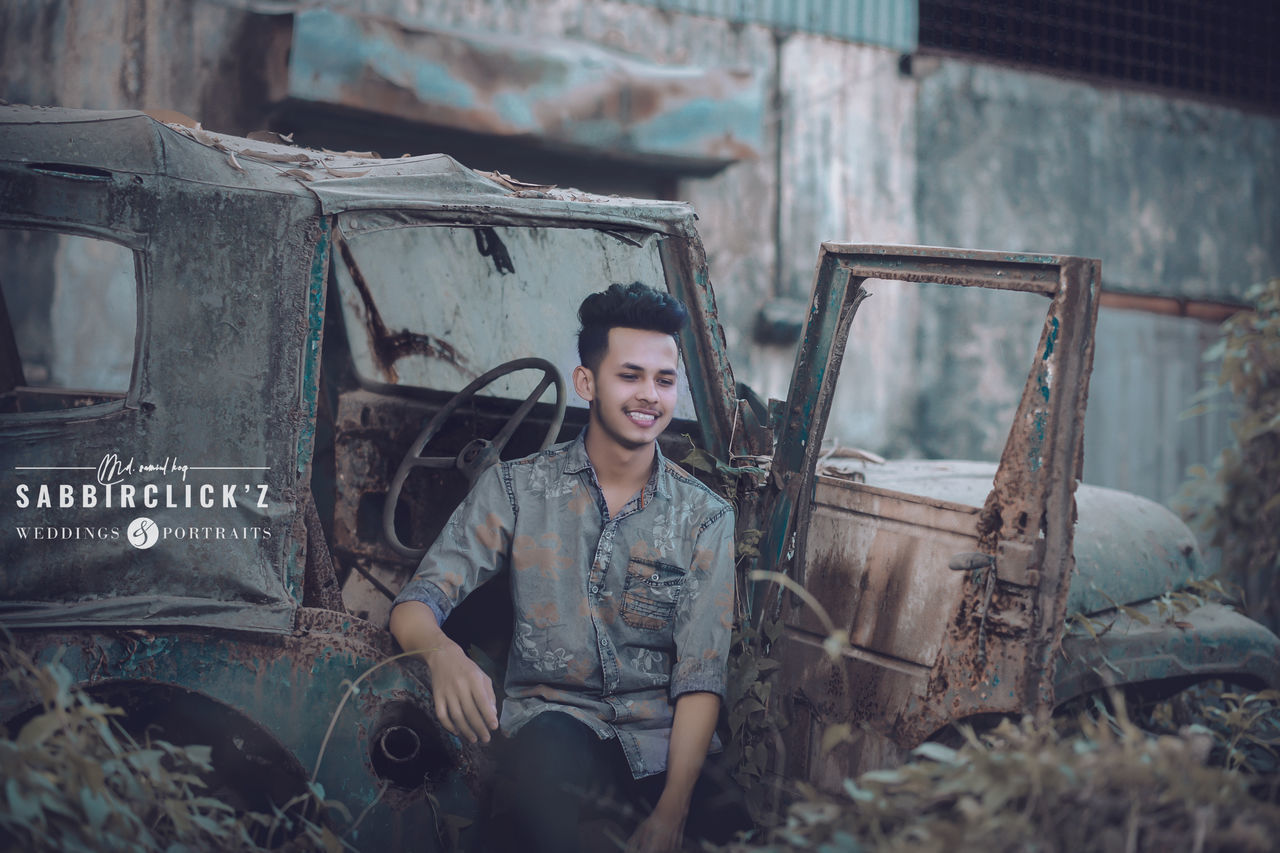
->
xmin=918 ymin=0 xmax=1280 ymax=113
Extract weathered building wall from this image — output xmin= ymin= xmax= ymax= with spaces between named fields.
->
xmin=912 ymin=59 xmax=1279 ymax=500
xmin=749 ymin=34 xmax=919 ymax=452
xmin=0 ymin=0 xmax=283 ymax=132
xmin=3 ymin=0 xmax=1277 ymax=507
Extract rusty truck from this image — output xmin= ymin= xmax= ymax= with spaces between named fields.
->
xmin=2 ymin=106 xmax=1277 ymax=848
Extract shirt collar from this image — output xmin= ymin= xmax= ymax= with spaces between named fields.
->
xmin=564 ymin=429 xmax=674 ymax=502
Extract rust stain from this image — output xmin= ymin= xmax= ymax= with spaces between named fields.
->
xmin=333 ymin=228 xmax=466 ymax=383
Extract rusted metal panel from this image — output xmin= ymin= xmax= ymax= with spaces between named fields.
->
xmin=828 ymin=458 xmax=1209 ymax=618
xmin=0 ymin=109 xmax=321 ymax=634
xmin=798 ymin=476 xmax=975 ymax=666
xmin=762 ymin=244 xmax=1104 ymax=785
xmin=976 ymin=255 xmax=1100 ymax=708
xmin=0 ymin=613 xmax=480 ymax=850
xmin=284 ymin=8 xmax=765 ymax=168
xmin=1057 ymin=600 xmax=1280 ymax=701
xmin=659 ymin=234 xmax=746 ymax=461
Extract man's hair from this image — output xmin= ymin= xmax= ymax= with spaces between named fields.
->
xmin=577 ymin=282 xmax=689 ymax=372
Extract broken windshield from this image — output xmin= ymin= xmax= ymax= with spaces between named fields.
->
xmin=332 ymin=218 xmax=698 ymax=420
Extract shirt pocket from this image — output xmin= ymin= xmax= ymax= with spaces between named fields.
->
xmin=621 ymin=559 xmax=686 ymax=632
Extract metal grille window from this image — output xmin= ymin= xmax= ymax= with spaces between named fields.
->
xmin=918 ymin=0 xmax=1280 ymax=112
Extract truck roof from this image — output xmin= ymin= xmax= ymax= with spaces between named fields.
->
xmin=0 ymin=105 xmax=697 ymax=234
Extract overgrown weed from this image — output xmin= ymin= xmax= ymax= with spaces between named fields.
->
xmin=0 ymin=646 xmax=349 ymax=852
xmin=729 ymin=699 xmax=1280 ymax=853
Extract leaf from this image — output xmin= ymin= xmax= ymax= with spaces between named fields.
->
xmin=843 ymin=779 xmax=875 ymax=802
xmin=859 ymin=768 xmax=905 ymax=786
xmin=322 ymin=164 xmax=371 ymax=179
xmin=16 ymin=713 xmax=61 ymax=748
xmin=241 ymin=147 xmax=312 ymax=164
xmin=821 ymin=723 xmax=853 ymax=756
xmin=322 ymin=826 xmax=345 ymax=853
xmin=681 ymin=447 xmax=716 ymax=474
xmin=1116 ymin=604 xmax=1150 ymax=625
xmin=79 ymin=786 xmax=112 ymax=829
xmin=911 ymin=741 xmax=962 ymax=765
xmin=6 ymin=777 xmax=42 ymax=824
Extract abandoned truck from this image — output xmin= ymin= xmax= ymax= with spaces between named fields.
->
xmin=1 ymin=105 xmax=1278 ymax=847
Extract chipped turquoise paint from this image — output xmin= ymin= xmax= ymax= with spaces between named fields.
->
xmin=1027 ymin=409 xmax=1048 ymax=472
xmin=286 ymin=542 xmax=303 ymax=604
xmin=1042 ymin=316 xmax=1059 ymax=360
xmin=491 ymin=90 xmax=541 ymax=132
xmin=1036 ymin=366 xmax=1050 ymax=403
xmin=289 ymin=8 xmax=762 ymax=163
xmin=291 ymin=10 xmax=475 ymax=110
xmin=297 ymin=218 xmax=329 ymax=478
xmin=630 ymin=92 xmax=765 ymax=155
xmin=120 ymin=635 xmax=173 ymax=674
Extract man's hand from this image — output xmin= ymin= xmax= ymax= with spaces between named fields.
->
xmin=626 ymin=800 xmax=686 ymax=853
xmin=424 ymin=641 xmax=499 ymax=744
xmin=626 ymin=691 xmax=721 ymax=853
xmin=389 ymin=600 xmax=499 ymax=744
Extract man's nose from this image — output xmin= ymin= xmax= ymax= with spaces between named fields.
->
xmin=635 ymin=377 xmax=658 ymax=402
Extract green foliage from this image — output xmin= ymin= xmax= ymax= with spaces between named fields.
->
xmin=1142 ymin=681 xmax=1280 ymax=776
xmin=728 ymin=703 xmax=1280 ymax=853
xmin=0 ymin=647 xmax=348 ymax=853
xmin=679 ymin=441 xmax=787 ymax=826
xmin=680 ymin=443 xmax=768 ymax=505
xmin=1177 ymin=278 xmax=1280 ymax=634
xmin=723 ymin=617 xmax=789 ymax=826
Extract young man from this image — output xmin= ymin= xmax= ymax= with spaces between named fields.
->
xmin=389 ymin=282 xmax=737 ymax=853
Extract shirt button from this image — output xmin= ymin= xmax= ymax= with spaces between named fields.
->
xmin=590 ymin=585 xmax=599 ymax=594
xmin=599 ymin=637 xmax=609 ymax=647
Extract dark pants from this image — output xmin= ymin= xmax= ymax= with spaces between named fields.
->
xmin=484 ymin=712 xmax=749 ymax=853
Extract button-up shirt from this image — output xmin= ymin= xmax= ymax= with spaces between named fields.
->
xmin=393 ymin=433 xmax=735 ymax=778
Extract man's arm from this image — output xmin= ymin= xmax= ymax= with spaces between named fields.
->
xmin=630 ymin=503 xmax=737 ymax=851
xmin=389 ymin=600 xmax=498 ymax=744
xmin=388 ymin=465 xmax=511 ymax=744
xmin=627 ymin=691 xmax=720 ymax=853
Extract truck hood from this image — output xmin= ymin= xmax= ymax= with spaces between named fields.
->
xmin=828 ymin=458 xmax=1205 ymax=616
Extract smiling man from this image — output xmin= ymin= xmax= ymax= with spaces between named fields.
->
xmin=389 ymin=282 xmax=739 ymax=853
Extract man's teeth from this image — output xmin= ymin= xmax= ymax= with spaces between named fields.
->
xmin=628 ymin=412 xmax=656 ymax=425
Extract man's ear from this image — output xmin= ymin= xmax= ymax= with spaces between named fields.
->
xmin=572 ymin=364 xmax=595 ymax=403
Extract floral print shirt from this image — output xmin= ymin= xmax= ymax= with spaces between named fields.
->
xmin=393 ymin=433 xmax=735 ymax=779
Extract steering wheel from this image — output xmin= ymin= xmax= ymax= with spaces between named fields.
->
xmin=383 ymin=357 xmax=566 ymax=560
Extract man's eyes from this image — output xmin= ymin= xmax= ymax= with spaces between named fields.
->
xmin=616 ymin=372 xmax=676 ymax=387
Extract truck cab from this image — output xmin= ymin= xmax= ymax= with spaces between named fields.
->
xmin=1 ymin=107 xmax=1276 ymax=844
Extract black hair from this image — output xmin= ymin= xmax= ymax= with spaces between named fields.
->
xmin=577 ymin=282 xmax=689 ymax=372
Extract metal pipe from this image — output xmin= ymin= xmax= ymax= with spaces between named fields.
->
xmin=377 ymin=725 xmax=421 ymax=765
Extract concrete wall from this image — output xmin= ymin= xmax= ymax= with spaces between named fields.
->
xmin=911 ymin=59 xmax=1278 ymax=498
xmin=0 ymin=0 xmax=283 ymax=132
xmin=3 ymin=0 xmax=1277 ymax=505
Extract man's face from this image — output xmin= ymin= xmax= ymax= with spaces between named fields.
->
xmin=574 ymin=327 xmax=679 ymax=452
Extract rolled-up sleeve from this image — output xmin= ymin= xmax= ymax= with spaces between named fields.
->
xmin=391 ymin=464 xmax=513 ymax=626
xmin=669 ymin=504 xmax=735 ymax=700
